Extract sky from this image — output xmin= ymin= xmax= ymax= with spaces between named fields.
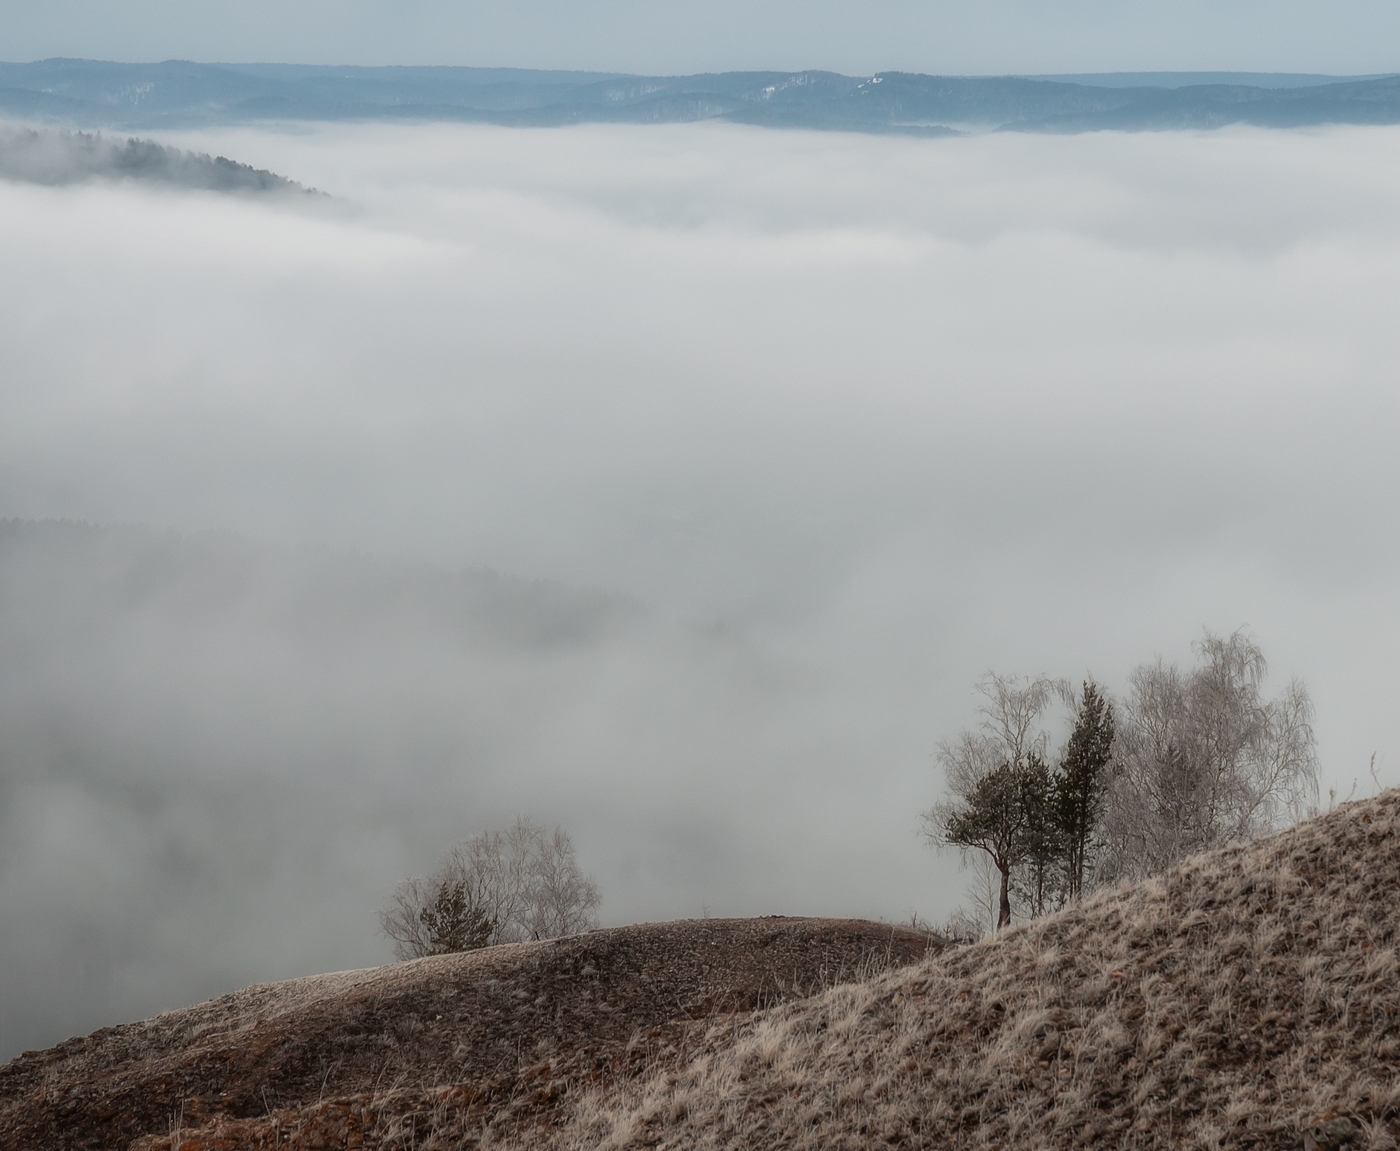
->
xmin=3 ymin=0 xmax=1400 ymax=75
xmin=3 ymin=119 xmax=1400 ymax=1059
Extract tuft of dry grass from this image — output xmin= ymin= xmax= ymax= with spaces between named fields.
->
xmin=533 ymin=792 xmax=1400 ymax=1150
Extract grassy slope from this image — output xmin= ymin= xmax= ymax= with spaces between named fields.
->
xmin=0 ymin=918 xmax=933 ymax=1150
xmin=6 ymin=794 xmax=1397 ymax=1149
xmin=550 ymin=793 xmax=1400 ymax=1150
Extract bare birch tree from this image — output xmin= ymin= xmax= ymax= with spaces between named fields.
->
xmin=524 ymin=824 xmax=604 ymax=939
xmin=938 ymin=854 xmax=1000 ymax=941
xmin=380 ymin=816 xmax=601 ymax=960
xmin=378 ymin=849 xmax=493 ymax=961
xmin=1098 ymin=629 xmax=1319 ymax=883
xmin=974 ymin=673 xmax=1069 ymax=766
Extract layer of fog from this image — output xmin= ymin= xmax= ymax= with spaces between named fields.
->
xmin=3 ymin=120 xmax=1400 ymax=1057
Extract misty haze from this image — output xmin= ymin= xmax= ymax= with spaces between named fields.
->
xmin=4 ymin=22 xmax=1400 ymax=1143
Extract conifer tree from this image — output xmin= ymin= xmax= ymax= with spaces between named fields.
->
xmin=1055 ymin=680 xmax=1115 ymax=901
xmin=418 ymin=878 xmax=495 ymax=954
xmin=925 ymin=673 xmax=1068 ymax=930
xmin=939 ymin=758 xmax=1034 ymax=929
xmin=1015 ymin=752 xmax=1064 ymax=917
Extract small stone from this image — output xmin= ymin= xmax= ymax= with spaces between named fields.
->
xmin=1303 ymin=1115 xmax=1361 ymax=1150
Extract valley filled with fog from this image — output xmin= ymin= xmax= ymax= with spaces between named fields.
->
xmin=3 ymin=120 xmax=1400 ymax=1058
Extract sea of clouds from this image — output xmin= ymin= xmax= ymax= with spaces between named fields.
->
xmin=2 ymin=119 xmax=1399 ymax=1057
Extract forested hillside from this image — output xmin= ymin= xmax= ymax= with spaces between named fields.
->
xmin=3 ymin=59 xmax=1399 ymax=133
xmin=0 ymin=127 xmax=317 ymax=191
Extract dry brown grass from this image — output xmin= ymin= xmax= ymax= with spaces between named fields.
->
xmin=0 ymin=917 xmax=933 ymax=1150
xmin=534 ymin=792 xmax=1400 ymax=1151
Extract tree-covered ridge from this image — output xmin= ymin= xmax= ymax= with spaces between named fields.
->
xmin=2 ymin=58 xmax=1400 ymax=134
xmin=0 ymin=126 xmax=321 ymax=193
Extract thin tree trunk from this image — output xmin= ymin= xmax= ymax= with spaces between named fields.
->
xmin=998 ymin=863 xmax=1012 ymax=928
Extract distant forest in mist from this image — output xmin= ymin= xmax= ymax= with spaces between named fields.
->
xmin=3 ymin=58 xmax=1400 ymax=134
xmin=0 ymin=126 xmax=318 ymax=191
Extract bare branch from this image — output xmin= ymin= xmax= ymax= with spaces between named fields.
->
xmin=379 ymin=817 xmax=602 ymax=959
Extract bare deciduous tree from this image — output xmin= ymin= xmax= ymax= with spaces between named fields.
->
xmin=932 ymin=673 xmax=1069 ymax=817
xmin=937 ymin=853 xmax=999 ymax=942
xmin=380 ymin=816 xmax=601 ymax=960
xmin=1098 ymin=629 xmax=1319 ymax=883
xmin=378 ymin=848 xmax=492 ymax=962
xmin=974 ymin=673 xmax=1070 ymax=766
xmin=525 ymin=824 xmax=605 ymax=939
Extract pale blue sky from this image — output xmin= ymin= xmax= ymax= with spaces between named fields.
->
xmin=2 ymin=0 xmax=1398 ymax=74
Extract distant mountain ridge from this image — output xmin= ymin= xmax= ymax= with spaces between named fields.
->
xmin=3 ymin=58 xmax=1400 ymax=134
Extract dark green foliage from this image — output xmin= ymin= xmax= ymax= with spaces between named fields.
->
xmin=943 ymin=759 xmax=1038 ymax=928
xmin=1055 ymin=681 xmax=1116 ymax=901
xmin=1015 ymin=754 xmax=1064 ymax=918
xmin=939 ymin=681 xmax=1117 ymax=929
xmin=419 ymin=879 xmax=494 ymax=955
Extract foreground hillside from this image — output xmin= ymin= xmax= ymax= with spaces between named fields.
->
xmin=0 ymin=918 xmax=933 ymax=1150
xmin=6 ymin=795 xmax=1397 ymax=1150
xmin=539 ymin=793 xmax=1400 ymax=1150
